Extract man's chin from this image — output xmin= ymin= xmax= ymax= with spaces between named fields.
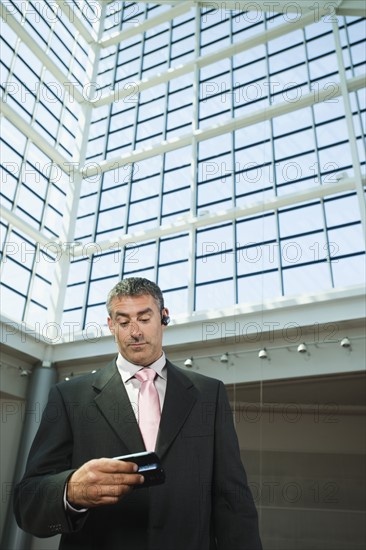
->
xmin=125 ymin=346 xmax=148 ymax=363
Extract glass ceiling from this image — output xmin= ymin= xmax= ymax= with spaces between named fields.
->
xmin=0 ymin=0 xmax=365 ymax=336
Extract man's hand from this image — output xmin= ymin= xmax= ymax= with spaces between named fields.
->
xmin=66 ymin=458 xmax=144 ymax=508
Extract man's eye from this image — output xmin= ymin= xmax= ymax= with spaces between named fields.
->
xmin=119 ymin=322 xmax=129 ymax=327
xmin=140 ymin=318 xmax=150 ymax=323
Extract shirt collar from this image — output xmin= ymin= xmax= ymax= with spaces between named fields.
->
xmin=116 ymin=351 xmax=167 ymax=384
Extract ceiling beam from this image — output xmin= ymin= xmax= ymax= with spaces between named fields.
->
xmin=100 ymin=1 xmax=193 ymax=48
xmin=0 ymin=2 xmax=85 ymax=104
xmin=0 ymin=205 xmax=55 ymax=247
xmin=94 ymin=4 xmax=331 ymax=108
xmin=82 ymin=73 xmax=365 ymax=176
xmin=49 ymin=286 xmax=366 ymax=360
xmin=135 ymin=0 xmax=365 ymax=17
xmin=0 ymin=99 xmax=76 ymax=177
xmin=337 ymin=0 xmax=366 ymax=16
xmin=70 ymin=175 xmax=365 ymax=257
xmin=55 ymin=0 xmax=97 ymax=44
xmin=0 ymin=316 xmax=47 ymax=361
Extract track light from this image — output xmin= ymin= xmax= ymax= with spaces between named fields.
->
xmin=184 ymin=358 xmax=193 ymax=368
xmin=19 ymin=368 xmax=31 ymax=377
xmin=340 ymin=337 xmax=351 ymax=348
xmin=297 ymin=343 xmax=307 ymax=353
xmin=65 ymin=372 xmax=74 ymax=381
xmin=220 ymin=353 xmax=229 ymax=363
xmin=258 ymin=348 xmax=267 ymax=359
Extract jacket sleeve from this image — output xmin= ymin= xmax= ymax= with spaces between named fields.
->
xmin=213 ymin=381 xmax=262 ymax=550
xmin=14 ymin=386 xmax=88 ymax=538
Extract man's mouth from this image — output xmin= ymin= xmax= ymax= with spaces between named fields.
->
xmin=128 ymin=342 xmax=146 ymax=347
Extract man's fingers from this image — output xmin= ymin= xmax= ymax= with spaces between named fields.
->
xmin=67 ymin=460 xmax=144 ymax=508
xmin=69 ymin=473 xmax=143 ymax=490
xmin=88 ymin=458 xmax=139 ymax=473
xmin=87 ymin=481 xmax=136 ymax=500
xmin=102 ymin=477 xmax=144 ymax=497
xmin=106 ymin=473 xmax=144 ymax=486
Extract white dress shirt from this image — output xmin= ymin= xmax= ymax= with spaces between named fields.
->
xmin=115 ymin=351 xmax=168 ymax=419
xmin=65 ymin=352 xmax=167 ymax=513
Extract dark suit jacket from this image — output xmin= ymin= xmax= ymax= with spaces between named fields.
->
xmin=14 ymin=360 xmax=262 ymax=550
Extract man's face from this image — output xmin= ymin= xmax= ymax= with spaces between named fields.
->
xmin=107 ymin=294 xmax=168 ymax=366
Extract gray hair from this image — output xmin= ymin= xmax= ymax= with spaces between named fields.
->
xmin=106 ymin=277 xmax=164 ymax=316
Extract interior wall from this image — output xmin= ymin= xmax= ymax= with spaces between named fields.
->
xmin=0 ymin=351 xmax=33 ymax=541
xmin=232 ymin=368 xmax=366 ymax=549
xmin=234 ymin=393 xmax=365 ymax=550
xmin=0 ymin=396 xmax=25 ymax=541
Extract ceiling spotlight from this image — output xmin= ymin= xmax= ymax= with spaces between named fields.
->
xmin=184 ymin=358 xmax=193 ymax=368
xmin=340 ymin=337 xmax=351 ymax=348
xmin=65 ymin=372 xmax=74 ymax=381
xmin=220 ymin=353 xmax=229 ymax=363
xmin=258 ymin=348 xmax=267 ymax=359
xmin=19 ymin=368 xmax=31 ymax=377
xmin=297 ymin=343 xmax=307 ymax=353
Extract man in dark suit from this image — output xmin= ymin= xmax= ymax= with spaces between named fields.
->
xmin=14 ymin=278 xmax=262 ymax=550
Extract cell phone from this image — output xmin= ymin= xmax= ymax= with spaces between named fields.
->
xmin=113 ymin=451 xmax=165 ymax=488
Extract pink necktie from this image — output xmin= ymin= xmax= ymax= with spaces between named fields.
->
xmin=134 ymin=368 xmax=161 ymax=451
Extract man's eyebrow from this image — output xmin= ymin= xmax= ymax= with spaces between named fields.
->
xmin=115 ymin=307 xmax=154 ymax=319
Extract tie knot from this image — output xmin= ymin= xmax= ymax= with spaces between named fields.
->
xmin=135 ymin=368 xmax=157 ymax=383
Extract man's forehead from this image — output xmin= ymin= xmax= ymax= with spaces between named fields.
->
xmin=110 ymin=294 xmax=157 ymax=312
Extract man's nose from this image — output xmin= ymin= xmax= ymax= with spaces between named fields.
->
xmin=129 ymin=321 xmax=142 ymax=336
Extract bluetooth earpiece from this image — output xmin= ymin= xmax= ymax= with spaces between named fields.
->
xmin=161 ymin=308 xmax=170 ymax=326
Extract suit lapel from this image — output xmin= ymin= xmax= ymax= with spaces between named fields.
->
xmin=92 ymin=360 xmax=145 ymax=453
xmin=156 ymin=361 xmax=197 ymax=460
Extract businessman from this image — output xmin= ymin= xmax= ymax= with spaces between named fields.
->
xmin=14 ymin=278 xmax=262 ymax=550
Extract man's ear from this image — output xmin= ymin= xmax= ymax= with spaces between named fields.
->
xmin=161 ymin=308 xmax=170 ymax=326
xmin=107 ymin=317 xmax=115 ymax=334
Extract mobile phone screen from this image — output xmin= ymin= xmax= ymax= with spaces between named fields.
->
xmin=113 ymin=451 xmax=165 ymax=487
